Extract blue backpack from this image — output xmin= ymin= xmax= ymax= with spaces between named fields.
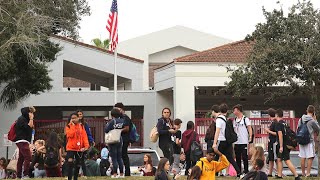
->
xmin=296 ymin=120 xmax=310 ymax=145
xmin=129 ymin=122 xmax=140 ymax=143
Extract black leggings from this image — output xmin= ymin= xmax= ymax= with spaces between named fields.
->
xmin=215 ymin=141 xmax=241 ymax=175
xmin=66 ymin=151 xmax=84 ymax=180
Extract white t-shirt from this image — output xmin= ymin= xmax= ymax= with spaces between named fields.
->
xmin=233 ymin=116 xmax=251 ymax=144
xmin=216 ymin=115 xmax=226 ymax=141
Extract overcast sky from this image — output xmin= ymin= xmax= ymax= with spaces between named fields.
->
xmin=79 ymin=0 xmax=320 ymax=44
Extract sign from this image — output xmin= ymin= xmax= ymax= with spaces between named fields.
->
xmin=250 ymin=111 xmax=261 ymax=118
xmin=3 ymin=134 xmax=12 ymax=147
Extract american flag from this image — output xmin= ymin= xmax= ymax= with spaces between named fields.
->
xmin=106 ymin=0 xmax=118 ymax=52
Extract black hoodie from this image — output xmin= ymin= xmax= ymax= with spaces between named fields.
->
xmin=14 ymin=107 xmax=33 ymax=143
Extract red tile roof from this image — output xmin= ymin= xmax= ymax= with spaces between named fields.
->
xmin=174 ymin=40 xmax=254 ymax=63
xmin=51 ymin=35 xmax=144 ymax=63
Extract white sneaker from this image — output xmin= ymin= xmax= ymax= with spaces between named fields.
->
xmin=119 ymin=175 xmax=125 ymax=178
xmin=111 ymin=175 xmax=118 ymax=178
xmin=22 ymin=176 xmax=30 ymax=179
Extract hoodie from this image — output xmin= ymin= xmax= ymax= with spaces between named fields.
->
xmin=196 ymin=155 xmax=229 ymax=180
xmin=181 ymin=129 xmax=199 ymax=153
xmin=298 ymin=114 xmax=320 ymax=141
xmin=15 ymin=107 xmax=33 ymax=143
xmin=65 ymin=123 xmax=89 ymax=151
xmin=85 ymin=159 xmax=100 ymax=176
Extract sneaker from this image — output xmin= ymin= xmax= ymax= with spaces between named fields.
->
xmin=82 ymin=176 xmax=87 ymax=179
xmin=294 ymin=176 xmax=301 ymax=180
xmin=22 ymin=176 xmax=30 ymax=179
xmin=119 ymin=175 xmax=125 ymax=178
xmin=267 ymin=174 xmax=273 ymax=177
xmin=274 ymin=175 xmax=283 ymax=179
xmin=111 ymin=175 xmax=118 ymax=178
xmin=239 ymin=173 xmax=246 ymax=180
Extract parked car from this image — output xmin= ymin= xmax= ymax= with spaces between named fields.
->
xmin=128 ymin=148 xmax=160 ymax=176
xmin=265 ymin=151 xmax=318 ymax=177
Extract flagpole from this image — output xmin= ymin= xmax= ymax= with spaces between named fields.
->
xmin=114 ymin=47 xmax=117 ymax=104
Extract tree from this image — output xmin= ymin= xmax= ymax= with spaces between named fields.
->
xmin=226 ymin=1 xmax=320 ymax=175
xmin=226 ymin=1 xmax=320 ymax=114
xmin=92 ymin=38 xmax=110 ymax=49
xmin=0 ymin=0 xmax=90 ymax=108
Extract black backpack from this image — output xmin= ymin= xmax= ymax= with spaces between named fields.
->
xmin=242 ymin=171 xmax=267 ymax=180
xmin=218 ymin=117 xmax=237 ymax=144
xmin=190 ymin=132 xmax=203 ymax=162
xmin=44 ymin=146 xmax=59 ymax=167
xmin=282 ymin=121 xmax=298 ymax=150
xmin=296 ymin=119 xmax=311 ymax=145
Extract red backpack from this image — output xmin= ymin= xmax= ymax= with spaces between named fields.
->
xmin=8 ymin=121 xmax=17 ymax=141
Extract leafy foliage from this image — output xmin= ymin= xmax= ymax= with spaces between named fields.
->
xmin=0 ymin=0 xmax=90 ymax=108
xmin=92 ymin=38 xmax=110 ymax=49
xmin=226 ymin=0 xmax=320 ymax=113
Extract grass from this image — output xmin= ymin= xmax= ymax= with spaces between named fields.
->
xmin=29 ymin=176 xmax=320 ymax=180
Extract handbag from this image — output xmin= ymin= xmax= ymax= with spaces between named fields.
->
xmin=7 ymin=149 xmax=19 ymax=172
xmin=105 ymin=119 xmax=123 ymax=144
xmin=149 ymin=126 xmax=159 ymax=143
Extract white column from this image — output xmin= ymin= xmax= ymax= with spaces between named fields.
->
xmin=174 ymin=78 xmax=195 ymax=132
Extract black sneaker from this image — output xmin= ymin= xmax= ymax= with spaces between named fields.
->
xmin=267 ymin=174 xmax=273 ymax=177
xmin=274 ymin=175 xmax=283 ymax=179
xmin=294 ymin=176 xmax=301 ymax=180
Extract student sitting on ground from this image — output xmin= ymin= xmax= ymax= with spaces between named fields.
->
xmin=155 ymin=158 xmax=180 ymax=180
xmin=0 ymin=157 xmax=7 ymax=179
xmin=241 ymin=159 xmax=268 ymax=180
xmin=187 ymin=166 xmax=201 ymax=180
xmin=195 ymin=148 xmax=229 ymax=180
xmin=138 ymin=154 xmax=154 ymax=176
xmin=250 ymin=146 xmax=266 ymax=173
xmin=85 ymin=150 xmax=100 ymax=176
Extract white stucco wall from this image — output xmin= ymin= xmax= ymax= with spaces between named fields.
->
xmin=149 ymin=46 xmax=197 ymax=64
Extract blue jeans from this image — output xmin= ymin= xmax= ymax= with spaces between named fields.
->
xmin=109 ymin=140 xmax=124 ymax=174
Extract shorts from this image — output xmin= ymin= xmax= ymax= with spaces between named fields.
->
xmin=267 ymin=142 xmax=277 ymax=161
xmin=276 ymin=144 xmax=290 ymax=161
xmin=299 ymin=142 xmax=315 ymax=158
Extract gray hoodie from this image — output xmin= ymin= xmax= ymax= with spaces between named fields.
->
xmin=298 ymin=114 xmax=320 ymax=141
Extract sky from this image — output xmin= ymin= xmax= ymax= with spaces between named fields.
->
xmin=79 ymin=0 xmax=320 ymax=44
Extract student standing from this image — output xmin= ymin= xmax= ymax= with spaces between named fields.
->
xmin=232 ymin=104 xmax=252 ymax=174
xmin=264 ymin=108 xmax=277 ymax=177
xmin=171 ymin=119 xmax=182 ymax=174
xmin=297 ymin=105 xmax=320 ymax=177
xmin=65 ymin=113 xmax=89 ymax=180
xmin=275 ymin=109 xmax=301 ymax=180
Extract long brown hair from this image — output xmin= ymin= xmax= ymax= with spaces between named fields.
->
xmin=188 ymin=166 xmax=201 ymax=180
xmin=251 ymin=146 xmax=265 ymax=166
xmin=205 ymin=122 xmax=216 ymax=140
xmin=144 ymin=154 xmax=153 ymax=166
xmin=156 ymin=158 xmax=169 ymax=179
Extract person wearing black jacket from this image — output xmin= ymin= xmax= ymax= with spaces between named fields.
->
xmin=114 ymin=103 xmax=131 ymax=176
xmin=157 ymin=108 xmax=176 ymax=164
xmin=14 ymin=106 xmax=36 ymax=179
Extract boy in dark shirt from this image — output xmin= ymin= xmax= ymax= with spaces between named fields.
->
xmin=275 ymin=109 xmax=301 ymax=180
xmin=172 ymin=119 xmax=182 ymax=174
xmin=264 ymin=108 xmax=277 ymax=177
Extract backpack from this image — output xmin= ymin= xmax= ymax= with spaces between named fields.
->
xmin=296 ymin=119 xmax=310 ymax=145
xmin=44 ymin=146 xmax=59 ymax=167
xmin=282 ymin=121 xmax=297 ymax=150
xmin=243 ymin=116 xmax=255 ymax=144
xmin=190 ymin=132 xmax=203 ymax=162
xmin=129 ymin=122 xmax=140 ymax=143
xmin=219 ymin=117 xmax=237 ymax=144
xmin=8 ymin=121 xmax=17 ymax=142
xmin=204 ymin=122 xmax=216 ymax=142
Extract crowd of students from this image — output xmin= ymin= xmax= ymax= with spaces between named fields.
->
xmin=6 ymin=102 xmax=320 ymax=180
xmin=156 ymin=104 xmax=320 ymax=180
